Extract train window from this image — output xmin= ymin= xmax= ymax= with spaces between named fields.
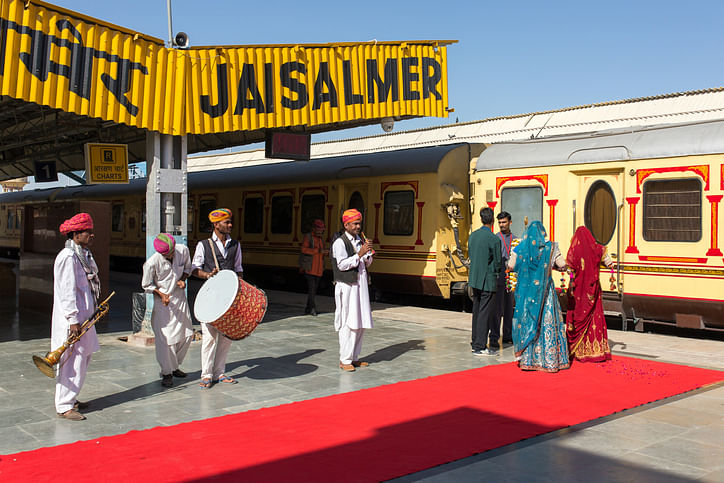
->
xmin=643 ymin=178 xmax=702 ymax=242
xmin=271 ymin=195 xmax=293 ymax=234
xmin=383 ymin=190 xmax=414 ymax=236
xmin=300 ymin=194 xmax=325 ymax=233
xmin=199 ymin=199 xmax=216 ymax=233
xmin=7 ymin=210 xmax=14 ymax=230
xmin=584 ymin=181 xmax=616 ymax=245
xmin=244 ymin=197 xmax=264 ymax=234
xmin=111 ymin=204 xmax=124 ymax=232
xmin=16 ymin=209 xmax=21 ymax=230
xmin=501 ymin=187 xmax=543 ymax=237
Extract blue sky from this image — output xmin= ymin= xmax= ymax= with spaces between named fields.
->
xmin=37 ymin=1 xmax=724 ymax=140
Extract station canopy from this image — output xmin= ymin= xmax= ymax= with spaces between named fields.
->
xmin=0 ymin=0 xmax=454 ymax=182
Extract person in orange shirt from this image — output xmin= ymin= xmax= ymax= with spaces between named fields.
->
xmin=302 ymin=219 xmax=326 ymax=315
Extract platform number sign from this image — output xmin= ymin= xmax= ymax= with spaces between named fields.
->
xmin=34 ymin=161 xmax=58 ymax=183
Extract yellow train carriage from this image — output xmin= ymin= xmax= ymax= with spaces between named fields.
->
xmin=0 ymin=143 xmax=477 ymax=299
xmin=471 ymin=121 xmax=724 ymax=331
xmin=185 ymin=143 xmax=476 ymax=297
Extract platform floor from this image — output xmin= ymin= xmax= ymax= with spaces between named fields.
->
xmin=0 ymin=267 xmax=722 ymax=482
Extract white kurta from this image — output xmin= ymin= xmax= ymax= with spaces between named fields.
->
xmin=141 ymin=246 xmax=194 ymax=346
xmin=52 ymin=245 xmax=100 ymax=413
xmin=332 ymin=232 xmax=374 ymax=331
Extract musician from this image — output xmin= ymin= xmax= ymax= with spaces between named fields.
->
xmin=52 ymin=213 xmax=100 ymax=421
xmin=191 ymin=208 xmax=243 ymax=388
xmin=142 ymin=233 xmax=194 ymax=388
xmin=331 ymin=209 xmax=374 ymax=372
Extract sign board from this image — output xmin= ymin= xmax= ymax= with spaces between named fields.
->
xmin=265 ymin=132 xmax=311 ymax=161
xmin=84 ymin=143 xmax=129 ymax=184
xmin=0 ymin=0 xmax=452 ymax=136
xmin=33 ymin=160 xmax=58 ymax=183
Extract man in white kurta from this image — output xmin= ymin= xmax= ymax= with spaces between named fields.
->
xmin=331 ymin=209 xmax=374 ymax=372
xmin=52 ymin=212 xmax=100 ymax=421
xmin=142 ymin=233 xmax=194 ymax=388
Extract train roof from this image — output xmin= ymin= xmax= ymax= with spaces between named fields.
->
xmin=474 ymin=120 xmax=724 ymax=171
xmin=0 ymin=143 xmax=471 ymax=204
xmin=187 ymin=87 xmax=724 ymax=171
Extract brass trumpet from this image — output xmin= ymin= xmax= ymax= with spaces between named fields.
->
xmin=32 ymin=291 xmax=115 ymax=378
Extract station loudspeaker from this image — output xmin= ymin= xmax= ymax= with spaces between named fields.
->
xmin=174 ymin=32 xmax=190 ymax=49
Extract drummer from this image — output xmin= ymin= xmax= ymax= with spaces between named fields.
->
xmin=191 ymin=208 xmax=243 ymax=389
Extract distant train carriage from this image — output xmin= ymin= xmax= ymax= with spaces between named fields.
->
xmin=471 ymin=121 xmax=724 ymax=331
xmin=0 ymin=143 xmax=480 ymax=299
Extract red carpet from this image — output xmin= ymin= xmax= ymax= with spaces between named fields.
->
xmin=1 ymin=356 xmax=722 ymax=482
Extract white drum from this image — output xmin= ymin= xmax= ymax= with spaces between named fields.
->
xmin=194 ymin=269 xmax=267 ymax=340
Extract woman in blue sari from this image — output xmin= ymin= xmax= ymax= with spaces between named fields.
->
xmin=508 ymin=221 xmax=570 ymax=372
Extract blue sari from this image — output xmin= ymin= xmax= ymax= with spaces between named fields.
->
xmin=510 ymin=222 xmax=570 ymax=372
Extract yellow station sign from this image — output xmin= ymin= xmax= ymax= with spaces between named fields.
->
xmin=84 ymin=143 xmax=129 ymax=184
xmin=0 ymin=0 xmax=453 ymax=136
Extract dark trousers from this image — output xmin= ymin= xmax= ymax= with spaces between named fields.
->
xmin=471 ymin=288 xmax=497 ymax=351
xmin=493 ymin=282 xmax=514 ymax=343
xmin=304 ymin=274 xmax=321 ymax=311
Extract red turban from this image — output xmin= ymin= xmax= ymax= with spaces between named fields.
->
xmin=59 ymin=213 xmax=94 ymax=235
xmin=209 ymin=208 xmax=232 ymax=223
xmin=342 ymin=209 xmax=362 ymax=224
xmin=312 ymin=219 xmax=325 ymax=230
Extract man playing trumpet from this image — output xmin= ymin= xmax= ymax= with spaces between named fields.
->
xmin=52 ymin=213 xmax=100 ymax=421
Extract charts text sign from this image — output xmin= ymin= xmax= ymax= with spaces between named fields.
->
xmin=85 ymin=143 xmax=129 ymax=184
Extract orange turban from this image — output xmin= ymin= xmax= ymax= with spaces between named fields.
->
xmin=342 ymin=209 xmax=362 ymax=224
xmin=208 ymin=208 xmax=232 ymax=223
xmin=59 ymin=213 xmax=94 ymax=235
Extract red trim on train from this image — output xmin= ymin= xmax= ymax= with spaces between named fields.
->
xmin=624 ymin=292 xmax=724 ymax=303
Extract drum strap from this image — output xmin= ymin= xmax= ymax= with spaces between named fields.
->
xmin=207 ymin=238 xmax=220 ymax=272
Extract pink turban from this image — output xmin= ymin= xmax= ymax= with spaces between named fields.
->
xmin=153 ymin=233 xmax=176 ymax=255
xmin=342 ymin=209 xmax=362 ymax=224
xmin=208 ymin=208 xmax=232 ymax=223
xmin=59 ymin=213 xmax=94 ymax=235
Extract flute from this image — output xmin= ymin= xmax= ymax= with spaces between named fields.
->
xmin=361 ymin=232 xmax=375 ymax=256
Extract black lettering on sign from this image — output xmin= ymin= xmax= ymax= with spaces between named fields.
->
xmin=312 ymin=62 xmax=338 ymax=110
xmin=234 ymin=63 xmax=266 ymax=114
xmin=264 ymin=63 xmax=274 ymax=114
xmin=401 ymin=57 xmax=419 ymax=101
xmin=280 ymin=62 xmax=308 ymax=110
xmin=366 ymin=58 xmax=398 ymax=103
xmin=342 ymin=60 xmax=363 ymax=105
xmin=0 ymin=17 xmax=148 ymax=115
xmin=422 ymin=57 xmax=442 ymax=100
xmin=200 ymin=63 xmax=229 ymax=117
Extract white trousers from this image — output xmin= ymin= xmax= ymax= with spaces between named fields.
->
xmin=155 ymin=335 xmax=192 ymax=376
xmin=55 ymin=350 xmax=92 ymax=413
xmin=201 ymin=323 xmax=233 ymax=380
xmin=338 ymin=325 xmax=365 ymax=364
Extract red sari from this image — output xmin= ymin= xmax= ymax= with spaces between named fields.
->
xmin=565 ymin=227 xmax=612 ymax=362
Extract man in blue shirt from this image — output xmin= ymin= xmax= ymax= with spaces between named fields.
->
xmin=494 ymin=211 xmax=516 ymax=346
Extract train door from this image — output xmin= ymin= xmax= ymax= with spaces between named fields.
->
xmin=576 ymin=171 xmax=624 ymax=296
xmin=343 ymin=184 xmax=368 ymax=231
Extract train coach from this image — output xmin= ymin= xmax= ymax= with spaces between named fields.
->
xmin=0 ymin=143 xmax=480 ymax=299
xmin=471 ymin=120 xmax=724 ymax=332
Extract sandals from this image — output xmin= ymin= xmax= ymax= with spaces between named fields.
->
xmin=216 ymin=375 xmax=237 ymax=384
xmin=199 ymin=378 xmax=212 ymax=389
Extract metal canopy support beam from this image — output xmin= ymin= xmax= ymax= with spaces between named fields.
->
xmin=132 ymin=131 xmax=187 ymax=345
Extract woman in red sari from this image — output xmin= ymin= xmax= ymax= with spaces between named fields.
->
xmin=566 ymin=226 xmax=613 ymax=362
